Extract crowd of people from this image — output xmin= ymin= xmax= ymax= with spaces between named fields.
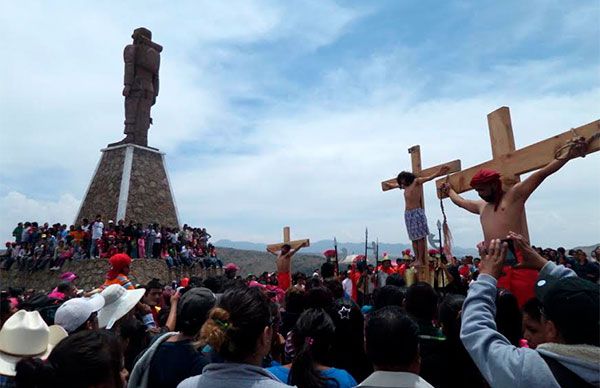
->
xmin=0 ymin=228 xmax=598 ymax=387
xmin=0 ymin=217 xmax=220 ymax=273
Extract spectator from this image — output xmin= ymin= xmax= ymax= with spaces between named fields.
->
xmin=140 ymin=278 xmax=164 ymax=327
xmin=178 ymin=286 xmax=291 ymax=388
xmin=101 ymin=253 xmax=135 ymax=290
xmin=573 ymin=250 xmax=600 ymax=283
xmin=372 ymin=285 xmax=404 ymax=311
xmin=16 ymin=330 xmax=127 ymax=388
xmin=327 ymin=299 xmax=372 ymax=383
xmin=359 ymin=306 xmax=434 ymax=387
xmin=129 ymin=288 xmax=217 ymax=388
xmin=522 ymin=298 xmax=545 ymax=349
xmin=98 ymin=284 xmax=145 ymax=330
xmin=90 ymin=214 xmax=104 ymax=258
xmin=268 ymin=308 xmax=356 ymax=388
xmin=0 ymin=310 xmax=67 ymax=383
xmin=54 ymin=294 xmax=105 ymax=334
xmin=460 ymin=236 xmax=600 ymax=388
xmin=437 ymin=294 xmax=486 ymax=388
xmin=224 ymin=263 xmax=239 ymax=280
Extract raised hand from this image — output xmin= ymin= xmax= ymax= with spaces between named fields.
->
xmin=507 ymin=231 xmax=547 ymax=271
xmin=478 ymin=239 xmax=506 ymax=279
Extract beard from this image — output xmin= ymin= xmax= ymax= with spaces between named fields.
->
xmin=480 ymin=193 xmax=496 ymax=203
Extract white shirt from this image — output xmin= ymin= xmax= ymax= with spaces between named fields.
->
xmin=91 ymin=221 xmax=104 ymax=239
xmin=342 ymin=277 xmax=353 ymax=298
xmin=357 ymin=371 xmax=434 ymax=388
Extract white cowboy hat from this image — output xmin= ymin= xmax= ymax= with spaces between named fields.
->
xmin=98 ymin=284 xmax=145 ymax=330
xmin=54 ymin=294 xmax=105 ymax=333
xmin=0 ymin=310 xmax=68 ymax=376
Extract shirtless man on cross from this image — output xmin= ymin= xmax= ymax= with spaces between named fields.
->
xmin=440 ymin=153 xmax=581 ymax=305
xmin=267 ymin=243 xmax=307 ymax=291
xmin=440 ymin=155 xmax=579 ymax=246
xmin=397 ymin=165 xmax=450 ymax=269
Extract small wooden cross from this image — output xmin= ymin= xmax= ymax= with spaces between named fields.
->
xmin=434 ymin=106 xmax=600 ymax=238
xmin=267 ymin=226 xmax=310 ymax=253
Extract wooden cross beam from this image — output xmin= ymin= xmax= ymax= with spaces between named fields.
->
xmin=381 ymin=150 xmax=461 ymax=192
xmin=435 ymin=107 xmax=600 ymax=196
xmin=267 ymin=226 xmax=310 ymax=253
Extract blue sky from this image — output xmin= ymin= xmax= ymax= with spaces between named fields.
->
xmin=1 ymin=0 xmax=599 ymax=248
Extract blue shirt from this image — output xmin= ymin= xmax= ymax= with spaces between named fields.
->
xmin=267 ymin=365 xmax=356 ymax=388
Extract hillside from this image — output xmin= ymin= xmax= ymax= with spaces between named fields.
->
xmin=216 ymin=247 xmax=326 ymax=275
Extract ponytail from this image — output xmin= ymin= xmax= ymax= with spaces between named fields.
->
xmin=15 ymin=358 xmax=57 ymax=388
xmin=201 ymin=307 xmax=232 ymax=352
xmin=288 ymin=308 xmax=338 ymax=388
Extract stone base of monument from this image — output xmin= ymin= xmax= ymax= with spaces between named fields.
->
xmin=76 ymin=144 xmax=179 ymax=226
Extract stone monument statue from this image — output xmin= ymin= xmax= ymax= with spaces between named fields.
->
xmin=78 ymin=28 xmax=179 ymax=228
xmin=110 ymin=27 xmax=163 ymax=148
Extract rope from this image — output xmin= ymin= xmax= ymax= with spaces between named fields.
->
xmin=439 ymin=177 xmax=453 ymax=258
xmin=554 ymin=128 xmax=599 ymax=160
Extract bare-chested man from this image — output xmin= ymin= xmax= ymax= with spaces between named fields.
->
xmin=267 ymin=242 xmax=307 ymax=291
xmin=397 ymin=165 xmax=450 ymax=268
xmin=440 ymin=153 xmax=581 ymax=305
xmin=440 ymin=155 xmax=579 ymax=246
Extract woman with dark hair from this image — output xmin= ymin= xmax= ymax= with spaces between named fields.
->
xmin=437 ymin=294 xmax=487 ymax=388
xmin=268 ymin=309 xmax=356 ymax=388
xmin=15 ymin=330 xmax=127 ymax=388
xmin=327 ymin=299 xmax=372 ymax=383
xmin=178 ymin=286 xmax=290 ymax=388
xmin=496 ymin=288 xmax=523 ymax=347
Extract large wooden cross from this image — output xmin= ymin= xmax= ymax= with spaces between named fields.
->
xmin=381 ymin=146 xmax=462 ymax=284
xmin=435 ymin=106 xmax=600 ymax=237
xmin=267 ymin=226 xmax=310 ymax=253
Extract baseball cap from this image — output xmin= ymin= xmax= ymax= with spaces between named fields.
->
xmin=54 ymin=295 xmax=105 ymax=333
xmin=224 ymin=263 xmax=239 ymax=272
xmin=177 ymin=287 xmax=216 ymax=331
xmin=535 ymin=275 xmax=599 ymax=344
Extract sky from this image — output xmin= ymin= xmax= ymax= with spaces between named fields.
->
xmin=1 ymin=0 xmax=599 ymax=249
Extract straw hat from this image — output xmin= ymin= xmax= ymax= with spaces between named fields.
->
xmin=98 ymin=284 xmax=145 ymax=330
xmin=0 ymin=310 xmax=68 ymax=376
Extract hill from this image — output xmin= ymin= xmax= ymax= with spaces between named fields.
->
xmin=216 ymin=247 xmax=326 ymax=275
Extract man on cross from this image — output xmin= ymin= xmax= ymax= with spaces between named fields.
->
xmin=440 ymin=153 xmax=581 ymax=246
xmin=267 ymin=243 xmax=307 ymax=291
xmin=397 ymin=165 xmax=450 ymax=269
xmin=441 ymin=151 xmax=583 ymax=305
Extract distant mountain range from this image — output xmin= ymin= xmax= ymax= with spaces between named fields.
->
xmin=215 ymin=239 xmax=480 ymax=258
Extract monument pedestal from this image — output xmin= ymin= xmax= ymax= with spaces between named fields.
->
xmin=76 ymin=144 xmax=179 ymax=227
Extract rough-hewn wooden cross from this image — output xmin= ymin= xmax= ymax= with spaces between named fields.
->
xmin=267 ymin=226 xmax=310 ymax=253
xmin=381 ymin=146 xmax=462 ymax=283
xmin=435 ymin=106 xmax=600 ymax=237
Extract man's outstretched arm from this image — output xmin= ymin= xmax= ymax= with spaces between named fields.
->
xmin=441 ymin=183 xmax=483 ymax=215
xmin=416 ymin=165 xmax=450 ymax=185
xmin=511 ymin=157 xmax=571 ymax=202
